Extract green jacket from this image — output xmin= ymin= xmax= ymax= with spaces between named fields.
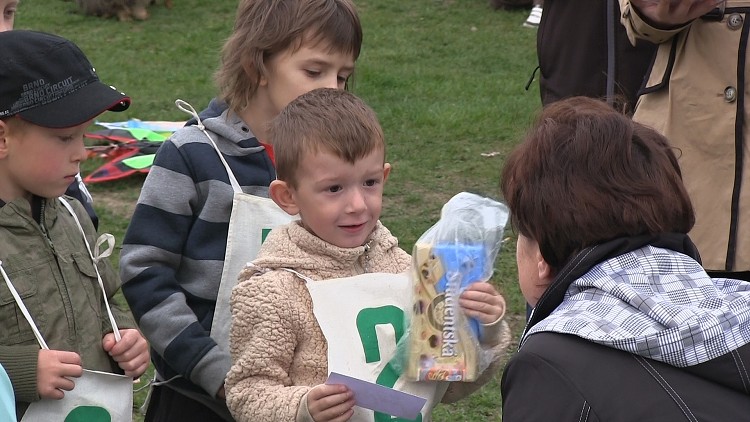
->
xmin=0 ymin=196 xmax=136 ymax=415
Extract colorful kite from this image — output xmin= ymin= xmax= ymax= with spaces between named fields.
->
xmin=83 ymin=119 xmax=184 ymax=183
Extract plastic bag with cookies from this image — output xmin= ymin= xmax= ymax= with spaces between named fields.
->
xmin=404 ymin=192 xmax=509 ymax=382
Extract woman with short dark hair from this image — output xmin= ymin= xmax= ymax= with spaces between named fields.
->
xmin=500 ymin=96 xmax=750 ymax=421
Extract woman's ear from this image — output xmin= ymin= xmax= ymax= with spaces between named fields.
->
xmin=269 ymin=180 xmax=299 ymax=216
xmin=537 ymin=250 xmax=553 ymax=285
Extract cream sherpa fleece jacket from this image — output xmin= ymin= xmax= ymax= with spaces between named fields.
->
xmin=225 ymin=221 xmax=511 ymax=422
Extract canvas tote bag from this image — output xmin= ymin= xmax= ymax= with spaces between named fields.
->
xmin=173 ymin=100 xmax=295 ymax=351
xmin=284 ymin=270 xmax=447 ymax=422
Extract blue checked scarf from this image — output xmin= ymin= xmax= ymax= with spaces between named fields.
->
xmin=525 ymin=244 xmax=750 ymax=367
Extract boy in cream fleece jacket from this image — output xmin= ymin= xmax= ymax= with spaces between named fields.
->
xmin=226 ymin=88 xmax=511 ymax=422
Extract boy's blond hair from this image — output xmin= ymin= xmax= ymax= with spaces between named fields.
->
xmin=216 ymin=0 xmax=362 ymax=114
xmin=269 ymin=88 xmax=384 ymax=188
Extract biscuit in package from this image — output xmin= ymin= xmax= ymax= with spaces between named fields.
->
xmin=404 ymin=192 xmax=509 ymax=382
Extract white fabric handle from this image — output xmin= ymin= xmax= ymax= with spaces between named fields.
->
xmin=278 ymin=267 xmax=314 ymax=283
xmin=0 ymin=261 xmax=49 ymax=350
xmin=175 ymin=99 xmax=243 ymax=193
xmin=58 ymin=197 xmax=121 ymax=341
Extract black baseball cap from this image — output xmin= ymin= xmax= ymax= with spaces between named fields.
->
xmin=0 ymin=30 xmax=130 ymax=128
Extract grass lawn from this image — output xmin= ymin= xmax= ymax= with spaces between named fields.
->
xmin=17 ymin=0 xmax=541 ymax=420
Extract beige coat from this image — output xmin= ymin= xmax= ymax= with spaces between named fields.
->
xmin=225 ymin=221 xmax=510 ymax=422
xmin=620 ymin=1 xmax=750 ymax=271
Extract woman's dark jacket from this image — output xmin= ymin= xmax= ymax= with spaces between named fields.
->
xmin=502 ymin=235 xmax=750 ymax=421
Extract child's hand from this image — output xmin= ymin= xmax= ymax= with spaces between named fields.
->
xmin=102 ymin=329 xmax=150 ymax=378
xmin=37 ymin=349 xmax=82 ymax=399
xmin=307 ymin=383 xmax=355 ymax=422
xmin=459 ymin=282 xmax=506 ymax=325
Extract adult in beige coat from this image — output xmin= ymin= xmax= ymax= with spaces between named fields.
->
xmin=619 ymin=0 xmax=750 ymax=280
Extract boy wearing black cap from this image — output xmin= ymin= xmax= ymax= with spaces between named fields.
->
xmin=1 ymin=1 xmax=102 ymax=230
xmin=0 ymin=30 xmax=149 ymax=418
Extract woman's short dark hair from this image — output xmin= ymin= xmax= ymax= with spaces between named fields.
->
xmin=501 ymin=96 xmax=695 ymax=271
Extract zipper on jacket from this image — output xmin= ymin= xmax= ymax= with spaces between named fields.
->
xmin=39 ymin=200 xmax=78 ymax=337
xmin=357 ymin=240 xmax=373 ymax=274
xmin=38 ymin=201 xmax=57 ymax=255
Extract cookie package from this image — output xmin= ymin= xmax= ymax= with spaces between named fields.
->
xmin=404 ymin=192 xmax=509 ymax=382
